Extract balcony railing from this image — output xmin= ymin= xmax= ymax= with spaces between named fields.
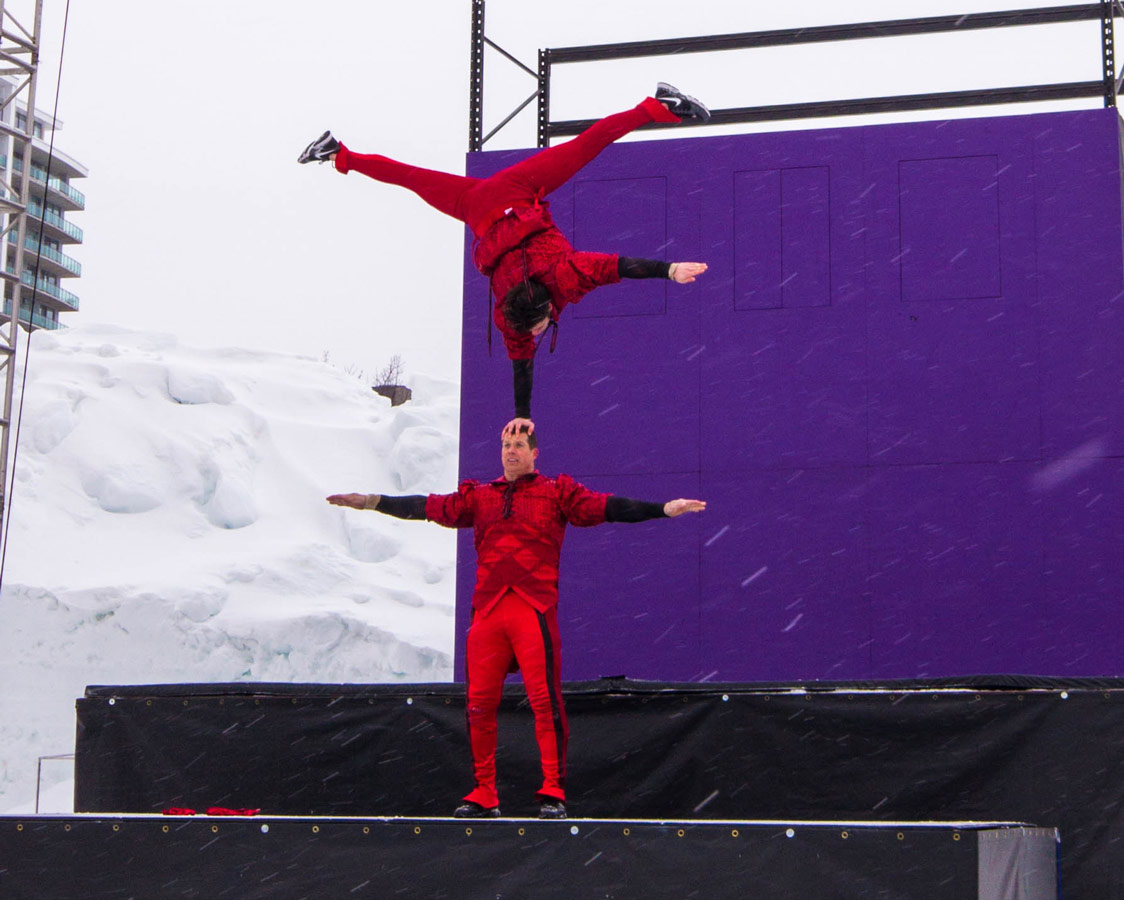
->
xmin=2 ymin=297 xmax=62 ymax=329
xmin=27 ymin=198 xmax=83 ymax=242
xmin=5 ymin=263 xmax=80 ymax=309
xmin=6 ymin=230 xmax=82 ymax=275
xmin=1 ymin=154 xmax=86 ymax=208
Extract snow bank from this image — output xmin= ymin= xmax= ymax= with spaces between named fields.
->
xmin=0 ymin=324 xmax=460 ymax=812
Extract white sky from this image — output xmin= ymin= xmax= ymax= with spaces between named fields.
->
xmin=23 ymin=0 xmax=1110 ymax=382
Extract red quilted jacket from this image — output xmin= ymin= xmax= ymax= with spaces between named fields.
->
xmin=425 ymin=472 xmax=609 ymax=613
xmin=472 ymin=203 xmax=620 ymax=360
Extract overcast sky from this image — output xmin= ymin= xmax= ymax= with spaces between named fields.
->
xmin=25 ymin=0 xmax=1108 ymax=382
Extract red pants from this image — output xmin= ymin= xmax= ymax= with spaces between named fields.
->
xmin=334 ymin=96 xmax=678 ymax=236
xmin=462 ymin=591 xmax=567 ymax=809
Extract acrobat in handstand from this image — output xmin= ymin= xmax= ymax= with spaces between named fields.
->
xmin=299 ymin=83 xmax=710 ymax=430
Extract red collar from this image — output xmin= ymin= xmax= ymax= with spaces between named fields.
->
xmin=490 ymin=471 xmax=541 ymax=487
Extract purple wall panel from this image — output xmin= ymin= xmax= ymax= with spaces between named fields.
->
xmin=781 ymin=166 xmax=832 ymax=308
xmin=701 ymin=128 xmax=868 ymax=473
xmin=734 ymin=169 xmax=784 ymax=309
xmin=698 ymin=468 xmax=871 ymax=682
xmin=899 ymin=155 xmax=1002 ymax=301
xmin=458 ymin=108 xmax=1124 ymax=682
xmin=864 ymin=116 xmax=1041 ymax=467
xmin=572 ymin=177 xmax=668 ymax=318
xmin=733 ymin=165 xmax=833 ymax=309
xmin=1034 ymin=115 xmax=1124 ymax=461
xmin=864 ymin=463 xmax=1047 ymax=677
xmin=554 ymin=471 xmax=702 ymax=681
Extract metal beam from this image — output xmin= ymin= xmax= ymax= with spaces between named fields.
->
xmin=547 ymin=4 xmax=1113 ymax=64
xmin=481 ymin=89 xmax=537 ymax=147
xmin=546 ymin=80 xmax=1109 ymax=139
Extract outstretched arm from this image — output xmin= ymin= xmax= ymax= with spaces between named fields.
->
xmin=604 ymin=496 xmax=706 ymax=522
xmin=326 ymin=493 xmax=428 ymax=520
xmin=617 ymin=257 xmax=708 ymax=283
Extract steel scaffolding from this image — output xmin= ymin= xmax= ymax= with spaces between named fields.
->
xmin=0 ymin=0 xmax=43 ymax=539
xmin=469 ymin=2 xmax=1124 ymax=149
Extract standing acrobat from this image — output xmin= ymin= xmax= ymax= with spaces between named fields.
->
xmin=300 ymin=84 xmax=710 ymax=429
xmin=326 ymin=423 xmax=705 ymax=819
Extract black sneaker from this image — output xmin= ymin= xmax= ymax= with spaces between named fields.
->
xmin=298 ymin=130 xmax=341 ymax=164
xmin=538 ymin=799 xmax=567 ymax=820
xmin=453 ymin=801 xmax=501 ymax=818
xmin=655 ymin=83 xmax=711 ymax=122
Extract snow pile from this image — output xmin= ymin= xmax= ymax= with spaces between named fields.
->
xmin=0 ymin=324 xmax=460 ymax=812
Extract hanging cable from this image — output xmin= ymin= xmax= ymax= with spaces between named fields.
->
xmin=0 ymin=0 xmax=73 ymax=592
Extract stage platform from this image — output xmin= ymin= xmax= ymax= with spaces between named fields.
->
xmin=73 ymin=678 xmax=1119 ymax=896
xmin=0 ymin=815 xmax=1057 ymax=900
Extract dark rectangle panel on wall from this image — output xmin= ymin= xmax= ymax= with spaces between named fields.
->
xmin=864 ymin=116 xmax=1040 ymax=466
xmin=734 ymin=169 xmax=782 ymax=309
xmin=782 ymin=166 xmax=831 ymax=308
xmin=899 ymin=155 xmax=1001 ymax=301
xmin=701 ymin=129 xmax=868 ymax=473
xmin=734 ymin=166 xmax=832 ymax=310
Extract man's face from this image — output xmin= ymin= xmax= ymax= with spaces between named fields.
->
xmin=501 ymin=432 xmax=538 ymax=480
xmin=529 ymin=317 xmax=551 ymax=337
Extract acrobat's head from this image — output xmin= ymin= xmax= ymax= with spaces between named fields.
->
xmin=504 ymin=279 xmax=553 ymax=336
xmin=501 ymin=423 xmax=538 ymax=480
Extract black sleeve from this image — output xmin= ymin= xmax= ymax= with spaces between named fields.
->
xmin=605 ymin=496 xmax=668 ymax=523
xmin=513 ymin=358 xmax=533 ymax=419
xmin=618 ymin=257 xmax=671 ymax=280
xmin=375 ymin=495 xmax=429 ymax=520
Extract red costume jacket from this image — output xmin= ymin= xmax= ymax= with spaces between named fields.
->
xmin=472 ymin=204 xmax=621 ymax=361
xmin=424 ymin=472 xmax=609 ymax=614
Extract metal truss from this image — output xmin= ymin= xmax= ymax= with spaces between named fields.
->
xmin=468 ymin=3 xmax=1124 ymax=149
xmin=0 ymin=0 xmax=42 ymax=538
xmin=468 ymin=0 xmax=541 ymax=152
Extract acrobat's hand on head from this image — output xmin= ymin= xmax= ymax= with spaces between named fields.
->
xmin=669 ymin=262 xmax=708 ymax=284
xmin=503 ymin=417 xmax=535 ymax=438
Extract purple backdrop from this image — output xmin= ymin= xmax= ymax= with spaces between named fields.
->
xmin=455 ymin=108 xmax=1124 ymax=682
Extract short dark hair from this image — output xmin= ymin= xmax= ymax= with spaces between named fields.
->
xmin=503 ymin=279 xmax=552 ymax=334
xmin=522 ymin=424 xmax=538 ymax=451
xmin=506 ymin=422 xmax=537 ymax=451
